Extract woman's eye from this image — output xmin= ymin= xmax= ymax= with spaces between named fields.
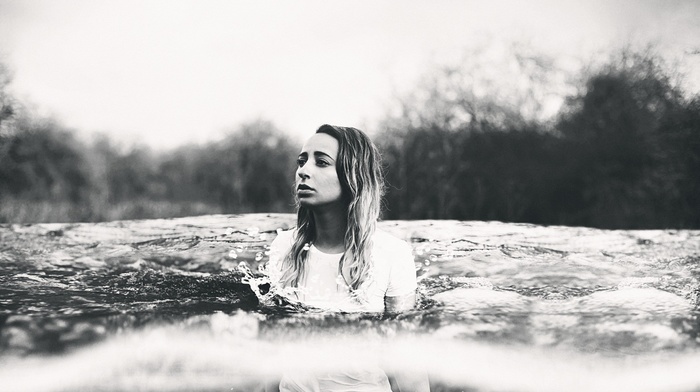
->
xmin=296 ymin=158 xmax=306 ymax=167
xmin=316 ymin=160 xmax=330 ymax=167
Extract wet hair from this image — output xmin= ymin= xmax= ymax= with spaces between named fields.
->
xmin=278 ymin=124 xmax=384 ymax=291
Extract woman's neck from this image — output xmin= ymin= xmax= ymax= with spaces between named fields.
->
xmin=311 ymin=204 xmax=347 ymax=254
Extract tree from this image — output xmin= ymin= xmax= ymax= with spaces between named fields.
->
xmin=377 ymin=41 xmax=568 ymax=221
xmin=556 ymin=47 xmax=693 ymax=228
xmin=382 ymin=40 xmax=568 ymax=135
xmin=195 ymin=119 xmax=297 ymax=213
xmin=0 ymin=61 xmax=15 ymax=134
xmin=0 ymin=115 xmax=91 ymax=202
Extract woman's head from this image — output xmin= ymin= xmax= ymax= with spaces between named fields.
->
xmin=295 ymin=132 xmax=343 ymax=209
xmin=296 ymin=124 xmax=384 ymax=215
xmin=280 ymin=124 xmax=384 ymax=291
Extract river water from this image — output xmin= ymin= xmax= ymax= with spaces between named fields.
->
xmin=1 ymin=214 xmax=699 ymax=391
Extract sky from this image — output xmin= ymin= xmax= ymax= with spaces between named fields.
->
xmin=0 ymin=0 xmax=699 ymax=150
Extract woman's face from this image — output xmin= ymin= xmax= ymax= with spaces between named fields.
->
xmin=295 ymin=133 xmax=343 ymax=208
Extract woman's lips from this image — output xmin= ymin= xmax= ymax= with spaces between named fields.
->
xmin=296 ymin=184 xmax=314 ymax=195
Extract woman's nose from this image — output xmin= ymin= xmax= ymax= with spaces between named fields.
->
xmin=297 ymin=166 xmax=309 ymax=179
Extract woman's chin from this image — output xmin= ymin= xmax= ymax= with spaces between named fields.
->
xmin=297 ymin=198 xmax=315 ymax=208
xmin=297 ymin=198 xmax=346 ymax=211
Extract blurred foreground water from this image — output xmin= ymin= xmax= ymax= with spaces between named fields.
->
xmin=1 ymin=214 xmax=700 ymax=392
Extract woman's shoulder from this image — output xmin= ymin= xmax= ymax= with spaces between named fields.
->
xmin=371 ymin=229 xmax=417 ymax=296
xmin=269 ymin=229 xmax=296 ymax=256
xmin=272 ymin=229 xmax=296 ymax=245
xmin=372 ymin=229 xmax=413 ymax=256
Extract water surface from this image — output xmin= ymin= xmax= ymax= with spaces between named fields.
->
xmin=1 ymin=214 xmax=699 ymax=391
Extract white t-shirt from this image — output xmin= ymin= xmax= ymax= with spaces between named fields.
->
xmin=268 ymin=228 xmax=417 ymax=313
xmin=267 ymin=228 xmax=417 ymax=392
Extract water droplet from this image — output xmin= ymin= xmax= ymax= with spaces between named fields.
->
xmin=424 ymin=260 xmax=431 ymax=266
xmin=414 ymin=248 xmax=424 ymax=256
xmin=264 ymin=250 xmax=270 ymax=256
xmin=238 ymin=261 xmax=252 ymax=275
xmin=228 ymin=250 xmax=238 ymax=259
xmin=225 ymin=228 xmax=235 ymax=236
xmin=429 ymin=255 xmax=438 ymax=262
xmin=235 ymin=245 xmax=244 ymax=253
xmin=255 ymin=252 xmax=263 ymax=261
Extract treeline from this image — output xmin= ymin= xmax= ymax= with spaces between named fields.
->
xmin=0 ymin=46 xmax=698 ymax=228
xmin=377 ymin=48 xmax=700 ymax=228
xmin=0 ymin=115 xmax=298 ymax=222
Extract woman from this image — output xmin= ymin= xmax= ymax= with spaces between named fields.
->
xmin=267 ymin=125 xmax=429 ymax=392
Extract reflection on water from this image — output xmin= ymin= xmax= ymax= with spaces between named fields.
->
xmin=1 ymin=214 xmax=699 ymax=391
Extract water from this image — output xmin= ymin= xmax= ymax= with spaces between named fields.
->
xmin=1 ymin=214 xmax=699 ymax=391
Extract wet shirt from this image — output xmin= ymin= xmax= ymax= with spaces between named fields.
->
xmin=268 ymin=229 xmax=417 ymax=312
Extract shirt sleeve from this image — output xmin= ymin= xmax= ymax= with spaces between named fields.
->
xmin=385 ymin=240 xmax=418 ymax=297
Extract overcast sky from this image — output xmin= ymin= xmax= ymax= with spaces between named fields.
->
xmin=1 ymin=0 xmax=699 ymax=150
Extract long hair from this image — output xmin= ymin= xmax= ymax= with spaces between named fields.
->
xmin=278 ymin=124 xmax=384 ymax=291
